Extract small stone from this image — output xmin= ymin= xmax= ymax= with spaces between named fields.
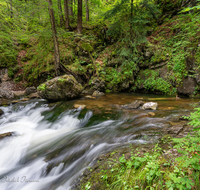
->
xmin=25 ymin=87 xmax=37 ymax=95
xmin=1 ymin=74 xmax=11 ymax=82
xmin=145 ymin=51 xmax=151 ymax=57
xmin=92 ymin=91 xmax=105 ymax=97
xmin=12 ymin=91 xmax=25 ymax=97
xmin=148 ymin=112 xmax=155 ymax=117
xmin=122 ymin=100 xmax=144 ymax=109
xmin=164 ymin=149 xmax=178 ymax=157
xmin=12 ymin=100 xmax=21 ymax=104
xmin=21 ymin=98 xmax=30 ymax=101
xmin=29 ymin=92 xmax=40 ymax=99
xmin=85 ymin=95 xmax=96 ymax=99
xmin=74 ymin=104 xmax=86 ymax=109
xmin=142 ymin=102 xmax=158 ymax=110
xmin=0 ymin=132 xmax=13 ymax=140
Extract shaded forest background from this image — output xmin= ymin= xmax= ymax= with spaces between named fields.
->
xmin=1 ymin=0 xmax=200 ymax=96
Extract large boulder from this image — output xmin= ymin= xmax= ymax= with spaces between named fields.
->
xmin=0 ymin=89 xmax=15 ymax=99
xmin=37 ymin=75 xmax=83 ymax=101
xmin=177 ymin=76 xmax=197 ymax=96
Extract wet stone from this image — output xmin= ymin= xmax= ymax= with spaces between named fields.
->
xmin=166 ymin=125 xmax=184 ymax=135
xmin=142 ymin=102 xmax=158 ymax=110
xmin=25 ymin=86 xmax=37 ymax=95
xmin=0 ymin=132 xmax=13 ymax=140
xmin=92 ymin=91 xmax=105 ymax=97
xmin=122 ymin=100 xmax=144 ymax=109
xmin=74 ymin=104 xmax=86 ymax=109
xmin=0 ymin=109 xmax=4 ymax=116
xmin=148 ymin=112 xmax=155 ymax=117
xmin=85 ymin=95 xmax=96 ymax=99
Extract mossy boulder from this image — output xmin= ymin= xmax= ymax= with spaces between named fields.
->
xmin=37 ymin=75 xmax=83 ymax=101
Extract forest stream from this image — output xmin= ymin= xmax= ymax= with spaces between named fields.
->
xmin=0 ymin=93 xmax=198 ymax=190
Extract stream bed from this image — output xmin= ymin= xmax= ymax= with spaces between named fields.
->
xmin=0 ymin=93 xmax=198 ymax=190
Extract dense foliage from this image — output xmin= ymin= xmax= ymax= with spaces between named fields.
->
xmin=0 ymin=0 xmax=200 ymax=94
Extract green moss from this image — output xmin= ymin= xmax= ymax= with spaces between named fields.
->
xmin=58 ymin=78 xmax=66 ymax=82
xmin=37 ymin=83 xmax=47 ymax=91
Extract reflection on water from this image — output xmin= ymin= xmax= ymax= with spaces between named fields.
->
xmin=0 ymin=93 xmax=198 ymax=190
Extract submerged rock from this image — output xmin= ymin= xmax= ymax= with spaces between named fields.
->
xmin=92 ymin=91 xmax=105 ymax=97
xmin=122 ymin=100 xmax=144 ymax=109
xmin=142 ymin=102 xmax=158 ymax=110
xmin=0 ymin=89 xmax=15 ymax=99
xmin=148 ymin=112 xmax=155 ymax=117
xmin=37 ymin=75 xmax=83 ymax=101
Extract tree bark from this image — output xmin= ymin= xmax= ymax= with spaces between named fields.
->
xmin=68 ymin=0 xmax=73 ymax=17
xmin=64 ymin=0 xmax=70 ymax=29
xmin=58 ymin=0 xmax=64 ymax=26
xmin=77 ymin=0 xmax=82 ymax=34
xmin=85 ymin=0 xmax=89 ymax=21
xmin=48 ymin=0 xmax=60 ymax=76
xmin=130 ymin=0 xmax=133 ymax=40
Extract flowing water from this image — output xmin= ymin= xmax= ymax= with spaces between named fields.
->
xmin=0 ymin=93 xmax=198 ymax=190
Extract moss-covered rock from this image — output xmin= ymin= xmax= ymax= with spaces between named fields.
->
xmin=37 ymin=75 xmax=83 ymax=101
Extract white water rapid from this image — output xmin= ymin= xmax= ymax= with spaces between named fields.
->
xmin=0 ymin=99 xmax=169 ymax=190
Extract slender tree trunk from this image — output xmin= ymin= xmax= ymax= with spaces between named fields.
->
xmin=10 ymin=0 xmax=13 ymax=18
xmin=68 ymin=0 xmax=73 ymax=17
xmin=85 ymin=0 xmax=89 ymax=21
xmin=58 ymin=0 xmax=64 ymax=26
xmin=77 ymin=0 xmax=82 ymax=34
xmin=130 ymin=0 xmax=133 ymax=40
xmin=48 ymin=0 xmax=60 ymax=76
xmin=64 ymin=0 xmax=70 ymax=29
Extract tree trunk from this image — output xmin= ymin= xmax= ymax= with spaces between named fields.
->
xmin=77 ymin=0 xmax=82 ymax=34
xmin=10 ymin=0 xmax=13 ymax=18
xmin=68 ymin=0 xmax=73 ymax=17
xmin=48 ymin=0 xmax=60 ymax=76
xmin=130 ymin=0 xmax=133 ymax=40
xmin=58 ymin=0 xmax=64 ymax=26
xmin=85 ymin=0 xmax=89 ymax=21
xmin=64 ymin=0 xmax=70 ymax=29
